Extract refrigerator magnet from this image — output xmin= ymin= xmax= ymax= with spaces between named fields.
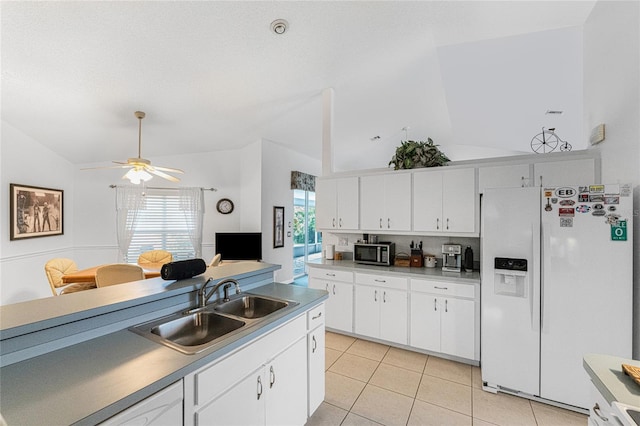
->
xmin=559 ymin=208 xmax=575 ymax=217
xmin=589 ymin=185 xmax=605 ymax=193
xmin=592 ymin=210 xmax=606 ymax=217
xmin=576 ymin=205 xmax=591 ymax=213
xmin=560 ymin=217 xmax=573 ymax=227
xmin=579 ymin=194 xmax=589 ymax=202
xmin=559 ymin=199 xmax=575 ymax=206
xmin=605 ymin=196 xmax=619 ymax=204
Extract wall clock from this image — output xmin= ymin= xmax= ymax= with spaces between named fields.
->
xmin=216 ymin=198 xmax=234 ymax=214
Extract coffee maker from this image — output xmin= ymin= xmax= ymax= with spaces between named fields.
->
xmin=442 ymin=244 xmax=462 ymax=272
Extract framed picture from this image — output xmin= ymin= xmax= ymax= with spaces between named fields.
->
xmin=10 ymin=183 xmax=63 ymax=240
xmin=273 ymin=206 xmax=284 ymax=248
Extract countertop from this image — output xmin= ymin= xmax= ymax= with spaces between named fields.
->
xmin=0 ymin=282 xmax=328 ymax=425
xmin=583 ymin=353 xmax=640 ymax=406
xmin=308 ymin=259 xmax=481 ymax=284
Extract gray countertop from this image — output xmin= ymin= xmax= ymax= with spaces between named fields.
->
xmin=0 ymin=282 xmax=328 ymax=425
xmin=583 ymin=353 xmax=640 ymax=407
xmin=309 ymin=259 xmax=481 ymax=284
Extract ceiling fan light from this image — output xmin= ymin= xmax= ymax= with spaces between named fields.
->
xmin=124 ymin=168 xmax=153 ymax=184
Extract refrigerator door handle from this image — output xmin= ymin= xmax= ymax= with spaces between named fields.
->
xmin=531 ymin=223 xmax=541 ymax=332
xmin=540 ymin=222 xmax=549 ymax=333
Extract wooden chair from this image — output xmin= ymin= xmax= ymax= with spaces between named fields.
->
xmin=137 ymin=250 xmax=173 ymax=266
xmin=45 ymin=258 xmax=96 ymax=296
xmin=95 ymin=264 xmax=145 ymax=287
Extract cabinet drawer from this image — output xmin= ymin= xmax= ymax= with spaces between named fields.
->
xmin=355 ymin=273 xmax=408 ymax=290
xmin=191 ymin=314 xmax=306 ymax=405
xmin=307 ymin=303 xmax=325 ymax=331
xmin=309 ymin=267 xmax=353 ymax=283
xmin=411 ymin=279 xmax=475 ymax=298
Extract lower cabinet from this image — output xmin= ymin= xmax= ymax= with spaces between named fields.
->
xmin=184 ymin=315 xmax=309 ymax=426
xmin=307 ymin=304 xmax=325 ymax=417
xmin=309 ymin=268 xmax=353 ymax=332
xmin=100 ymin=380 xmax=183 ymax=426
xmin=410 ymin=279 xmax=478 ymax=361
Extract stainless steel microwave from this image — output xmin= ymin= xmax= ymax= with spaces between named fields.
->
xmin=353 ymin=242 xmax=395 ymax=266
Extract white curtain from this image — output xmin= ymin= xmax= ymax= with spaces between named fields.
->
xmin=115 ymin=185 xmax=146 ymax=262
xmin=179 ymin=187 xmax=205 ymax=258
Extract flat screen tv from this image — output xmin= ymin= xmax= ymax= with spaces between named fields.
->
xmin=215 ymin=232 xmax=262 ymax=261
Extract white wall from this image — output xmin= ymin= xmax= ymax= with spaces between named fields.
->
xmin=0 ymin=121 xmax=77 ymax=304
xmin=260 ymin=139 xmax=321 ymax=283
xmin=583 ymin=0 xmax=640 ymax=357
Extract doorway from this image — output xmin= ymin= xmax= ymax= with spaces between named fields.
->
xmin=293 ymin=189 xmax=321 ymax=279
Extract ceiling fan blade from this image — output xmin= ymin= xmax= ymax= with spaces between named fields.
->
xmin=152 ymin=165 xmax=184 ymax=174
xmin=81 ymin=164 xmax=133 ymax=170
xmin=147 ymin=167 xmax=181 ymax=182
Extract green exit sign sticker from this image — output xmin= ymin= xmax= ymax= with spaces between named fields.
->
xmin=611 ymin=220 xmax=627 ymax=241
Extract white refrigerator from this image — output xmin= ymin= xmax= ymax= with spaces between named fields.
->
xmin=481 ymin=184 xmax=633 ymax=409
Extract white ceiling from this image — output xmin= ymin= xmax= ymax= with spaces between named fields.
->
xmin=1 ymin=1 xmax=596 ymax=172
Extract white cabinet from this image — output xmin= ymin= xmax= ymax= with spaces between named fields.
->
xmin=360 ymin=173 xmax=411 ymax=231
xmin=354 ymin=273 xmax=408 ymax=345
xmin=307 ymin=304 xmax=325 ymax=417
xmin=410 ymin=279 xmax=477 ymax=361
xmin=316 ymin=177 xmax=359 ymax=230
xmin=479 ymin=164 xmax=531 ymax=193
xmin=309 ymin=268 xmax=353 ymax=332
xmin=184 ymin=315 xmax=308 ymax=426
xmin=413 ymin=168 xmax=476 ymax=234
xmin=100 ymin=380 xmax=183 ymax=426
xmin=534 ymin=158 xmax=597 ymax=187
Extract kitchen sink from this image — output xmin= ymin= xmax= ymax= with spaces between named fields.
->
xmin=151 ymin=311 xmax=245 ymax=347
xmin=213 ymin=295 xmax=289 ymax=319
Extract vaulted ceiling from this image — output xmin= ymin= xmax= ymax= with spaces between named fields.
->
xmin=1 ymin=1 xmax=596 ymax=172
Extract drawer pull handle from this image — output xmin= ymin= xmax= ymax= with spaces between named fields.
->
xmin=257 ymin=376 xmax=263 ymax=400
xmin=434 ymin=286 xmax=448 ymax=290
xmin=312 ymin=312 xmax=323 ymax=320
xmin=374 ymin=279 xmax=386 ymax=283
xmin=593 ymin=403 xmax=608 ymax=422
xmin=326 ymin=273 xmax=336 ymax=277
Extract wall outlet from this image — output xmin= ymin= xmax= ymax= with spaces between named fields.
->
xmin=338 ymin=237 xmax=348 ymax=246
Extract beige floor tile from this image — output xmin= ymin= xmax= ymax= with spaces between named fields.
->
xmin=351 ymin=384 xmax=414 ymax=426
xmin=382 ymin=347 xmax=428 ymax=373
xmin=472 ymin=388 xmax=536 ymax=426
xmin=416 ymin=374 xmax=472 ymax=416
xmin=472 ymin=419 xmax=499 ymax=426
xmin=530 ymin=401 xmax=588 ymax=426
xmin=424 ymin=356 xmax=472 ymax=386
xmin=329 ymin=353 xmax=380 ymax=382
xmin=408 ymin=399 xmax=472 ymax=426
xmin=341 ymin=412 xmax=384 ymax=426
xmin=326 ymin=347 xmax=342 ymax=371
xmin=305 ymin=402 xmax=348 ymax=426
xmin=326 ymin=331 xmax=356 ymax=352
xmin=325 ymin=371 xmax=366 ymax=411
xmin=369 ymin=363 xmax=422 ymax=397
xmin=472 ymin=366 xmax=482 ymax=389
xmin=346 ymin=339 xmax=390 ymax=361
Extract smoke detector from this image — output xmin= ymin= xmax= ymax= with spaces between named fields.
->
xmin=271 ymin=19 xmax=289 ymax=35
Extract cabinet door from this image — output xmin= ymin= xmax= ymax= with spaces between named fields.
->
xmin=197 ymin=369 xmax=265 ymax=426
xmin=308 ymin=326 xmax=325 ymax=417
xmin=533 ymin=158 xmax=596 ymax=187
xmin=266 ymin=338 xmax=308 ymax=426
xmin=384 ymin=174 xmax=412 ymax=231
xmin=354 ymin=285 xmax=380 ymax=338
xmin=101 ymin=381 xmax=183 ymax=426
xmin=336 ymin=177 xmax=359 ymax=230
xmin=410 ymin=293 xmax=440 ymax=352
xmin=316 ymin=179 xmax=337 ymax=229
xmin=326 ymin=281 xmax=353 ymax=332
xmin=379 ymin=288 xmax=408 ymax=345
xmin=479 ymin=164 xmax=531 ymax=192
xmin=360 ymin=175 xmax=385 ymax=230
xmin=413 ymin=171 xmax=444 ymax=232
xmin=442 ymin=168 xmax=476 ymax=233
xmin=440 ymin=298 xmax=475 ymax=360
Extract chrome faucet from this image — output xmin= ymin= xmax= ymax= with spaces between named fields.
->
xmin=198 ymin=277 xmax=242 ymax=308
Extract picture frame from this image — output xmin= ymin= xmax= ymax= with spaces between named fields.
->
xmin=10 ymin=183 xmax=64 ymax=240
xmin=273 ymin=206 xmax=284 ymax=248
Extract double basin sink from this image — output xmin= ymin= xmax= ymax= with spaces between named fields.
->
xmin=131 ymin=293 xmax=298 ymax=354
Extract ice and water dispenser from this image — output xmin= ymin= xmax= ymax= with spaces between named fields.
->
xmin=493 ymin=257 xmax=528 ymax=297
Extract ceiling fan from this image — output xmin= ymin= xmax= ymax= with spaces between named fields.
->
xmin=85 ymin=111 xmax=183 ymax=184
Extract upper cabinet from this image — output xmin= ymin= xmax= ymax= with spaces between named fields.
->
xmin=316 ymin=177 xmax=359 ymax=230
xmin=478 ymin=164 xmax=531 ymax=193
xmin=533 ymin=158 xmax=597 ymax=187
xmin=413 ymin=168 xmax=476 ymax=234
xmin=360 ymin=173 xmax=411 ymax=232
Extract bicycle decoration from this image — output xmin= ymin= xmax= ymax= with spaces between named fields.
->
xmin=530 ymin=127 xmax=572 ymax=153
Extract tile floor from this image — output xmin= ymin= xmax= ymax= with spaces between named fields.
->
xmin=306 ymin=332 xmax=588 ymax=426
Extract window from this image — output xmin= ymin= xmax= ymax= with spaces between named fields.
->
xmin=116 ymin=186 xmax=203 ymax=262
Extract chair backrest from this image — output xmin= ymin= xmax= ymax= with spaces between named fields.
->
xmin=138 ymin=250 xmax=173 ymax=265
xmin=45 ymin=258 xmax=79 ymax=296
xmin=95 ymin=264 xmax=145 ymax=287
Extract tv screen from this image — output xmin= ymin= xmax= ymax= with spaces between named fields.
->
xmin=215 ymin=232 xmax=262 ymax=261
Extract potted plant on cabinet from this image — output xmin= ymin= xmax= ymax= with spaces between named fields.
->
xmin=388 ymin=138 xmax=450 ymax=170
